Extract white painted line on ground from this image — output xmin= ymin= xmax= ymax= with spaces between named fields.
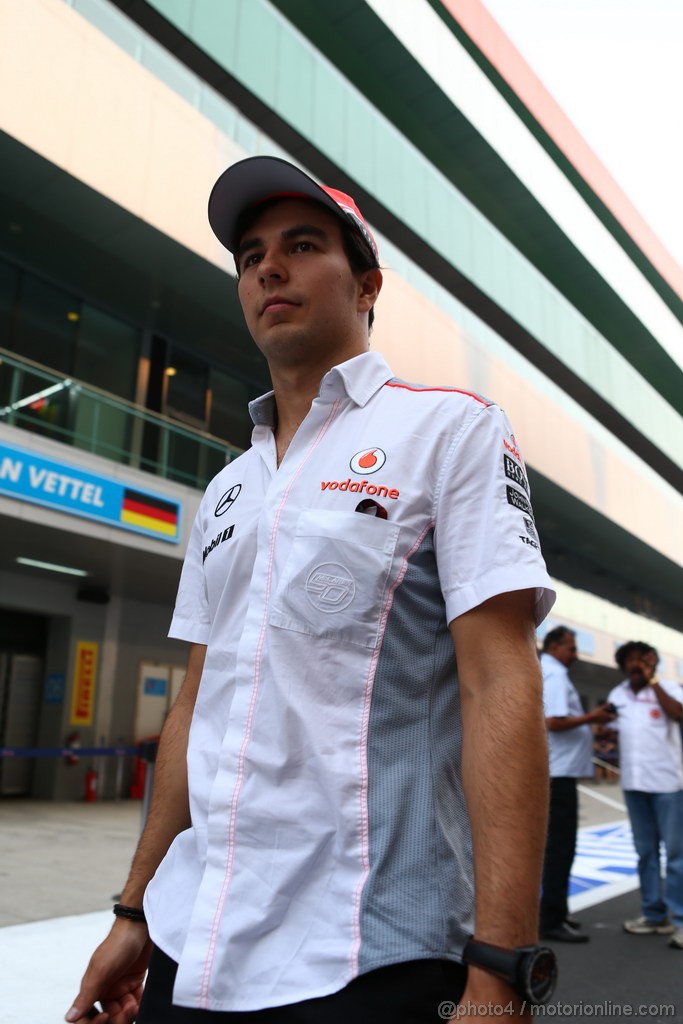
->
xmin=568 ymin=819 xmax=640 ymax=913
xmin=577 ymin=784 xmax=626 ymax=811
xmin=569 ymin=874 xmax=640 ymax=912
xmin=0 ymin=910 xmax=111 ymax=1024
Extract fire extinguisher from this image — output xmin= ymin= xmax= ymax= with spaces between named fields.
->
xmin=64 ymin=731 xmax=81 ymax=767
xmin=85 ymin=767 xmax=98 ymax=802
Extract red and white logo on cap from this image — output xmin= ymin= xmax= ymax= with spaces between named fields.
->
xmin=350 ymin=448 xmax=386 ymax=475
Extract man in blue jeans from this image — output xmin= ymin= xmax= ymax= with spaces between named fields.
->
xmin=607 ymin=642 xmax=683 ymax=949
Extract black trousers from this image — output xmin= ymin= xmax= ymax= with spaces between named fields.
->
xmin=137 ymin=946 xmax=467 ymax=1024
xmin=540 ymin=776 xmax=578 ymax=930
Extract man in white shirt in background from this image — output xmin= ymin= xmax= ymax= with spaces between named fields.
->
xmin=539 ymin=626 xmax=616 ymax=943
xmin=608 ymin=642 xmax=683 ymax=949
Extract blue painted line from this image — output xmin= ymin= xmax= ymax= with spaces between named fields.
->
xmin=569 ymin=876 xmax=603 ymax=895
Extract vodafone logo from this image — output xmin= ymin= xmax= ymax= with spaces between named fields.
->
xmin=349 ymin=448 xmax=386 ymax=475
xmin=650 ymin=708 xmax=662 ymax=720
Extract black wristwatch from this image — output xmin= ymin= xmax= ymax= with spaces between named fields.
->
xmin=463 ymin=938 xmax=557 ymax=1005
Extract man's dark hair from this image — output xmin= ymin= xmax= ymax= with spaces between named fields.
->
xmin=235 ymin=198 xmax=380 ymax=331
xmin=339 ymin=221 xmax=380 ymax=332
xmin=615 ymin=640 xmax=657 ymax=672
xmin=542 ymin=626 xmax=575 ymax=652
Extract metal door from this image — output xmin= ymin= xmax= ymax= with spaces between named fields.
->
xmin=0 ymin=653 xmax=43 ymax=794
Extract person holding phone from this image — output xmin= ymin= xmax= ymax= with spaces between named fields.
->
xmin=608 ymin=642 xmax=683 ymax=948
xmin=539 ymin=626 xmax=617 ymax=942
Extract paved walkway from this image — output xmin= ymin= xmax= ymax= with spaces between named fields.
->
xmin=1 ymin=785 xmax=681 ymax=1023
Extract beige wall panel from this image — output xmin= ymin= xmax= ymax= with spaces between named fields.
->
xmin=0 ymin=0 xmax=81 ymax=173
xmin=69 ymin=30 xmax=153 ymax=215
xmin=2 ymin=4 xmax=680 ymax=570
xmin=552 ymin=580 xmax=683 ymax=671
xmin=375 ymin=271 xmax=471 ymax=397
xmin=0 ymin=0 xmax=239 ymax=271
xmin=375 ymin=272 xmax=683 ymax=569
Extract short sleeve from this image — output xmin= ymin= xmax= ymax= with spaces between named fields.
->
xmin=542 ymin=669 xmax=570 ymax=717
xmin=168 ymin=504 xmax=212 ymax=644
xmin=433 ymin=403 xmax=555 ymax=625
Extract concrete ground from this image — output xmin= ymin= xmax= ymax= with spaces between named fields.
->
xmin=0 ymin=798 xmax=141 ymax=926
xmin=1 ymin=783 xmax=682 ymax=1023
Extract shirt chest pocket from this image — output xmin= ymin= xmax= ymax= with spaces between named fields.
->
xmin=269 ymin=509 xmax=400 ymax=649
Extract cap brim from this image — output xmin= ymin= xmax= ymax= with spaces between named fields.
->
xmin=208 ymin=156 xmax=345 ymax=254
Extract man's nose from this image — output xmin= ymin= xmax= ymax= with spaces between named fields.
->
xmin=258 ymin=248 xmax=287 ymax=283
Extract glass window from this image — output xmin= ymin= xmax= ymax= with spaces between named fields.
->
xmin=13 ymin=274 xmax=79 ymax=374
xmin=0 ymin=259 xmax=20 ymax=349
xmin=74 ymin=305 xmax=139 ymax=399
xmin=209 ymin=369 xmax=251 ymax=450
xmin=165 ymin=348 xmax=208 ymax=426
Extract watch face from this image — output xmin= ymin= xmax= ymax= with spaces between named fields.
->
xmin=525 ymin=949 xmax=558 ymax=1004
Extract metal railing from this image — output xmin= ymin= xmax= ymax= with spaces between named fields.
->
xmin=0 ymin=347 xmax=243 ymax=491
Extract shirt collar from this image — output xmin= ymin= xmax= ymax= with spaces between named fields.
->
xmin=248 ymin=391 xmax=277 ymax=427
xmin=248 ymin=351 xmax=393 ymax=426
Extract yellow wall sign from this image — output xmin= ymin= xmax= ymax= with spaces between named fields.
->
xmin=70 ymin=641 xmax=99 ymax=726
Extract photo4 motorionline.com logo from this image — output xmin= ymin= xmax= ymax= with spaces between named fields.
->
xmin=437 ymin=1001 xmax=676 ymax=1019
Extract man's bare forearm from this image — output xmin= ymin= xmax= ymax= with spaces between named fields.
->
xmin=453 ymin=590 xmax=549 ymax=948
xmin=120 ymin=643 xmax=206 ymax=906
xmin=651 ymin=683 xmax=683 ymax=722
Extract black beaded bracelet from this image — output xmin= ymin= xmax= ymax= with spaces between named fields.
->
xmin=113 ymin=903 xmax=147 ymax=923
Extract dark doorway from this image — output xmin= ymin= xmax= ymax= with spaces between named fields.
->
xmin=0 ymin=609 xmax=48 ymax=795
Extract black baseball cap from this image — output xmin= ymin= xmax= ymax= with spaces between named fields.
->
xmin=208 ymin=156 xmax=379 ymax=261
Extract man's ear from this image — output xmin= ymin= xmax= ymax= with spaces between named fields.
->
xmin=357 ymin=268 xmax=383 ymax=313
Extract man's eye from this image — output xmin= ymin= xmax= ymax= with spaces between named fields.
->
xmin=293 ymin=241 xmax=314 ymax=253
xmin=243 ymin=253 xmax=261 ymax=269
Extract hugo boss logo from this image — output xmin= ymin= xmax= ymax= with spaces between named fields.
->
xmin=214 ymin=484 xmax=241 ymax=516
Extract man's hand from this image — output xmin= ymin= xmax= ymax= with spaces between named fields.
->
xmin=650 ymin=681 xmax=683 ymax=721
xmin=65 ymin=644 xmax=205 ymax=1024
xmin=588 ymin=703 xmax=617 ymax=726
xmin=65 ymin=919 xmax=152 ymax=1024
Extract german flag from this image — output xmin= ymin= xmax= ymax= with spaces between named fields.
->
xmin=120 ymin=488 xmax=179 ymax=538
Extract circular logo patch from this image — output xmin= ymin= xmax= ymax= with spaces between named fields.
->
xmin=214 ymin=484 xmax=241 ymax=517
xmin=349 ymin=448 xmax=386 ymax=475
xmin=650 ymin=708 xmax=662 ymax=720
xmin=305 ymin=562 xmax=355 ymax=613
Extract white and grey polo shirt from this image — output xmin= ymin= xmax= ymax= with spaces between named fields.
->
xmin=145 ymin=350 xmax=555 ymax=1012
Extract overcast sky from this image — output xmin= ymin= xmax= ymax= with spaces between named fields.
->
xmin=481 ymin=0 xmax=683 ymax=270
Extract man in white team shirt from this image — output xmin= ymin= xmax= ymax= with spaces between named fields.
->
xmin=608 ymin=642 xmax=683 ymax=948
xmin=67 ymin=157 xmax=557 ymax=1024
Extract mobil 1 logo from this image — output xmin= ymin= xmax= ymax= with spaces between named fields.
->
xmin=203 ymin=524 xmax=235 ymax=563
